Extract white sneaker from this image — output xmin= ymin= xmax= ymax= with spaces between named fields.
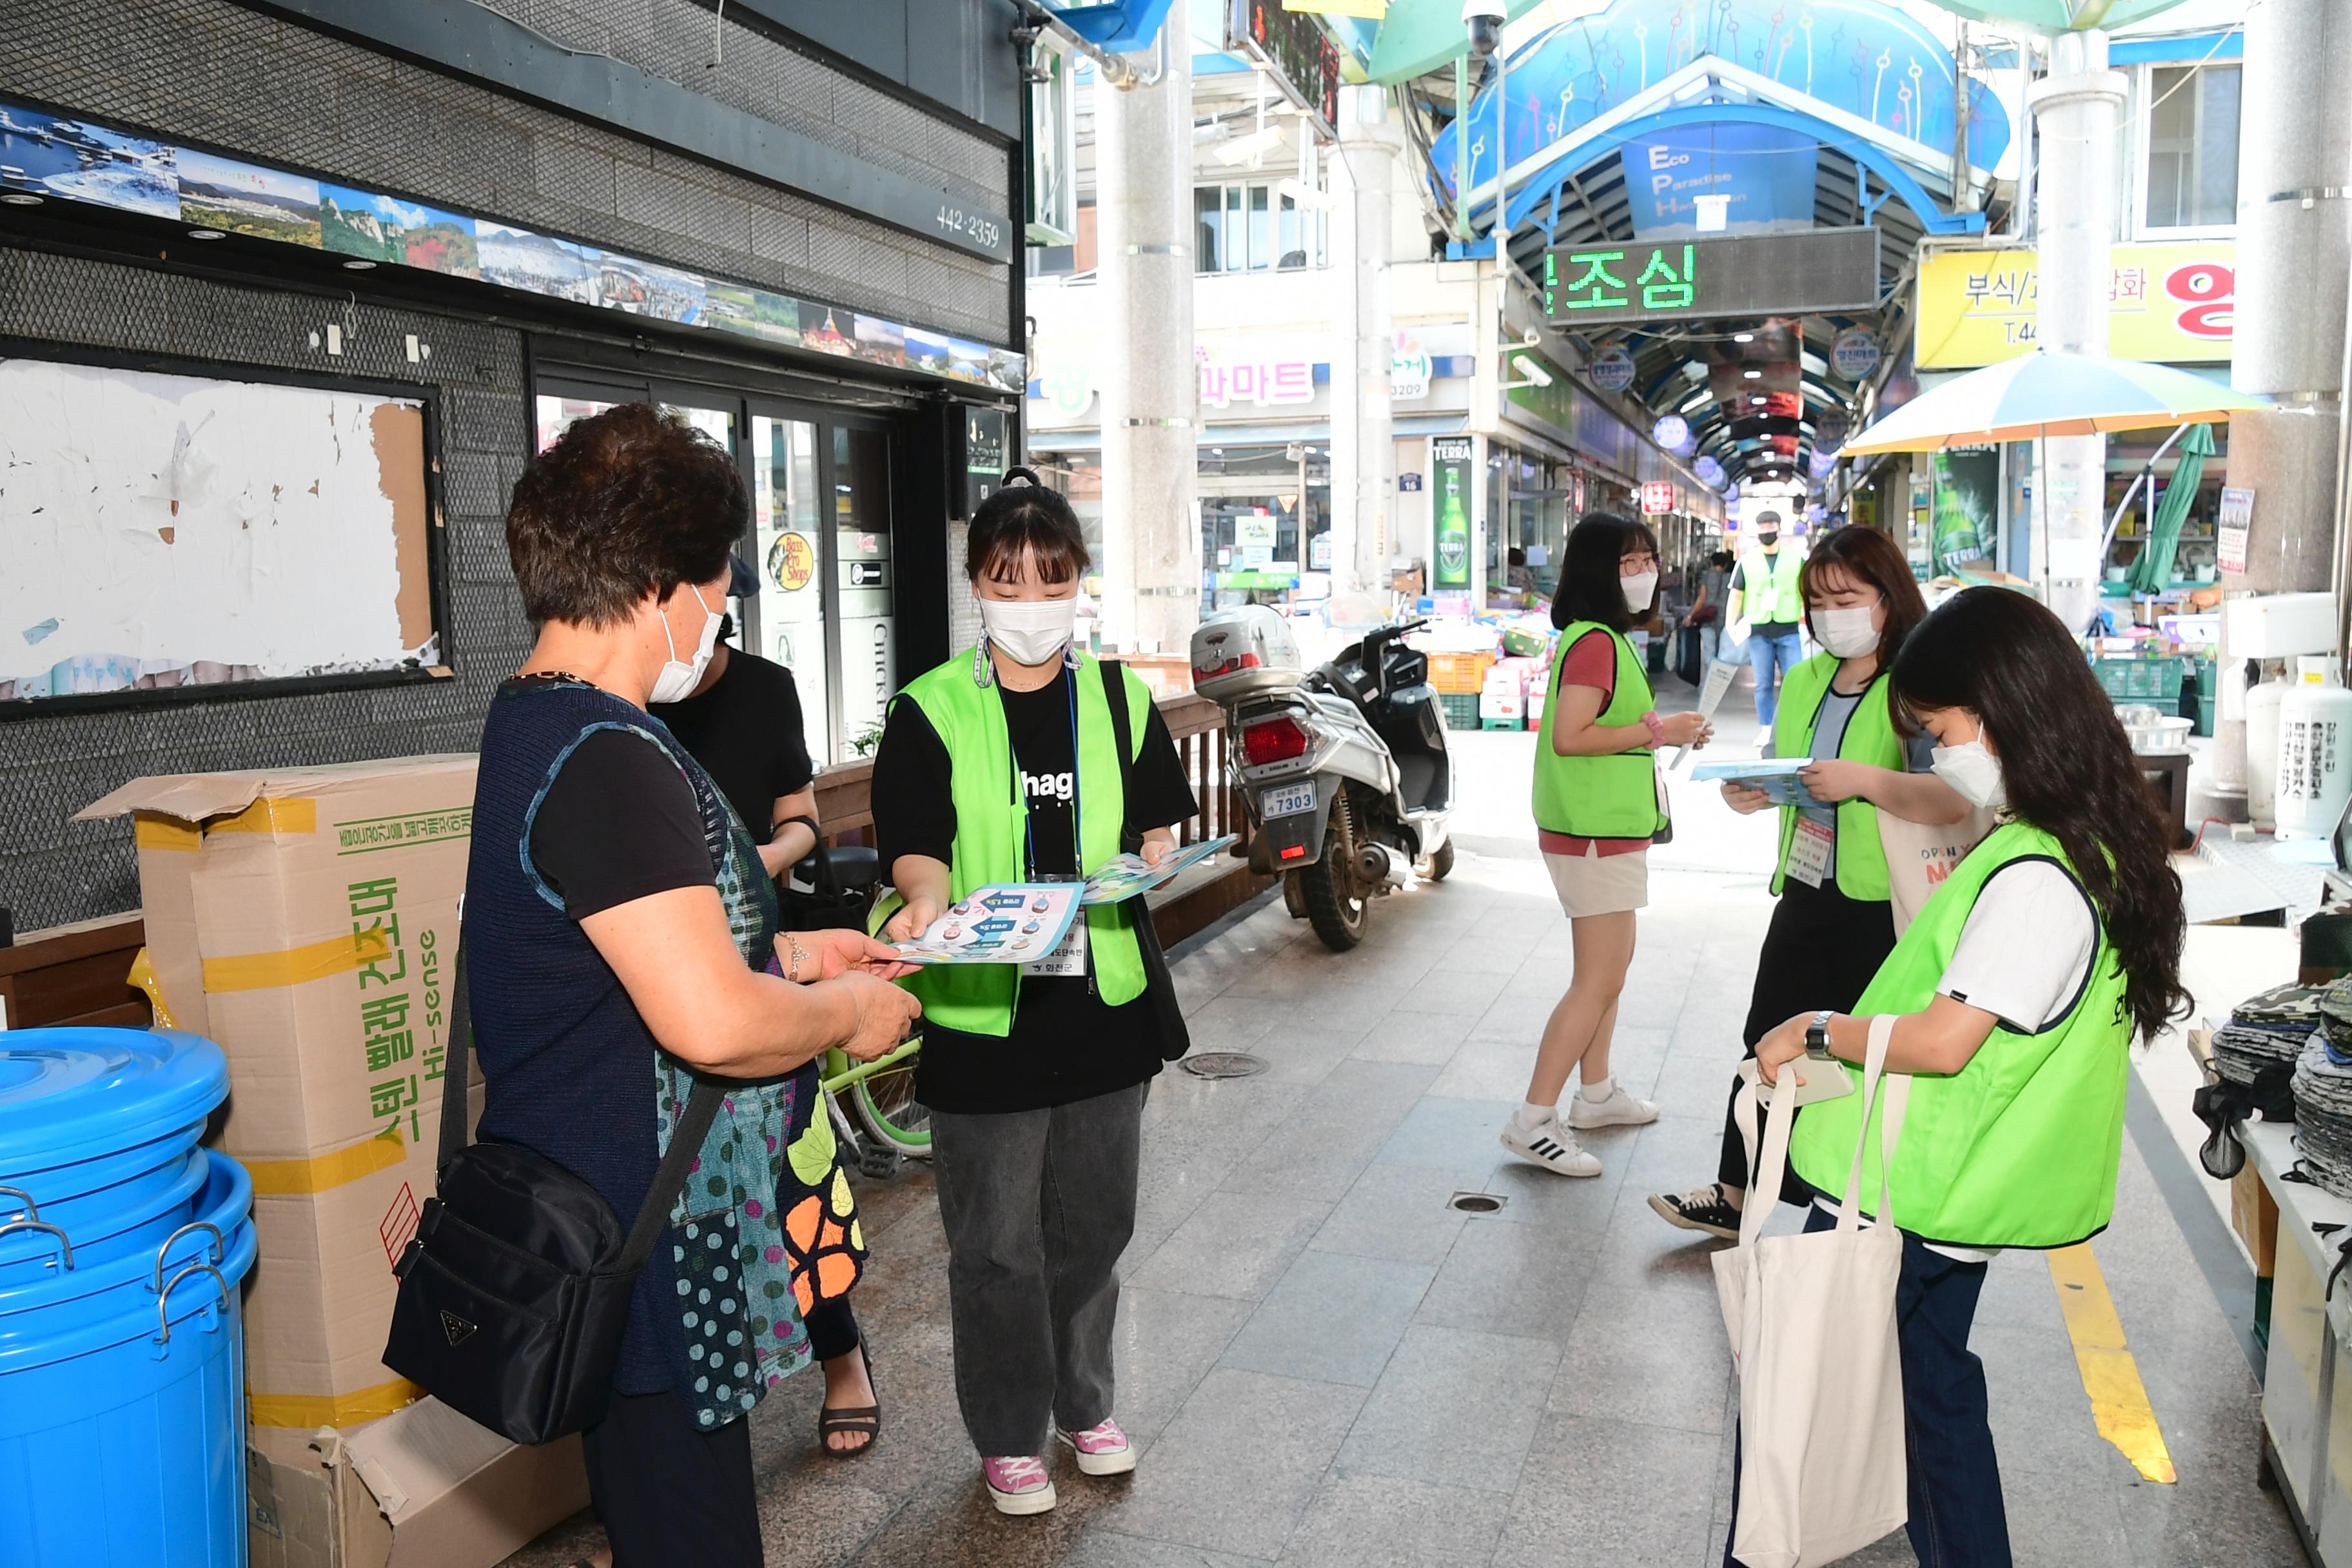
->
xmin=1499 ymin=1114 xmax=1602 ymax=1177
xmin=1567 ymin=1078 xmax=1660 ymax=1130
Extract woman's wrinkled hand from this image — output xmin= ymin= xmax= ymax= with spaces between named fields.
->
xmin=805 ymin=926 xmax=920 ymax=981
xmin=836 ymin=972 xmax=922 ymax=1061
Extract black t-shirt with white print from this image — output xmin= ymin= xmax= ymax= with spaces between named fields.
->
xmin=870 ymin=662 xmax=1197 ymax=1114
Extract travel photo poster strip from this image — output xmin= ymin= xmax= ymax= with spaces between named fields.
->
xmin=0 ymin=94 xmax=1021 ymax=393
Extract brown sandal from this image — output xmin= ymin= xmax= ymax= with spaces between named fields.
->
xmin=816 ymin=1344 xmax=879 ymax=1458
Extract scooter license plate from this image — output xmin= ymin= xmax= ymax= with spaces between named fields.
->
xmin=1262 ymin=781 xmax=1317 ymax=819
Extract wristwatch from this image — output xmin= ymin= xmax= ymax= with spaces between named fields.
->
xmin=1804 ymin=1010 xmax=1836 ymax=1061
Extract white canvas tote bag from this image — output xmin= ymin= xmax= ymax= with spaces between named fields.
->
xmin=1713 ymin=1014 xmax=1910 ymax=1568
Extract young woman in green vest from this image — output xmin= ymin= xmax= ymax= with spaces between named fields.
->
xmin=1651 ymin=526 xmax=1969 ymax=1240
xmin=868 ymin=471 xmax=1197 ymax=1518
xmin=1508 ymin=513 xmax=1713 ymax=1176
xmin=1740 ymin=587 xmax=2188 ymax=1568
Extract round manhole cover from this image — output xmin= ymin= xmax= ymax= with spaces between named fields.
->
xmin=1449 ymin=1192 xmax=1506 ymax=1214
xmin=1182 ymin=1052 xmax=1269 ymax=1079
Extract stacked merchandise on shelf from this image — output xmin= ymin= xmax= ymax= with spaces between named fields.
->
xmin=2297 ymin=983 xmax=2352 ymax=1198
xmin=2195 ymin=982 xmax=2314 ymax=1181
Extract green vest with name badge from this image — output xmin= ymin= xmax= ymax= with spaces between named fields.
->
xmin=879 ymin=648 xmax=1152 ymax=1036
xmin=1769 ymin=654 xmax=1901 ymax=901
xmin=1743 ymin=547 xmax=1805 ymax=625
xmin=1530 ymin=621 xmax=1667 ymax=840
xmin=1789 ymin=822 xmax=2132 ymax=1250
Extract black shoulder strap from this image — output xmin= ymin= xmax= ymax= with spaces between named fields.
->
xmin=440 ymin=928 xmax=724 ymax=1271
xmin=1099 ymin=657 xmax=1142 ymax=854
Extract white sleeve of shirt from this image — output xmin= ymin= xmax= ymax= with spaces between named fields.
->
xmin=1935 ymin=861 xmax=2099 ymax=1034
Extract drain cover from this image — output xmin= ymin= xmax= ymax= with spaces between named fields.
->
xmin=1449 ymin=1192 xmax=1507 ymax=1214
xmin=1182 ymin=1052 xmax=1269 ymax=1079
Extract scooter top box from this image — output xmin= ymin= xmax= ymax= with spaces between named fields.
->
xmin=1191 ymin=605 xmax=1303 ymax=703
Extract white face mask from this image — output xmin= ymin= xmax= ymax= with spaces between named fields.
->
xmin=1930 ymin=737 xmax=2006 ymax=810
xmin=1815 ymin=603 xmax=1881 ymax=658
xmin=1620 ymin=570 xmax=1659 ymax=614
xmin=648 ymin=583 xmax=723 ymax=705
xmin=979 ymin=594 xmax=1079 ymax=667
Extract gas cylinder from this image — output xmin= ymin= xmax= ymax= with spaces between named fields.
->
xmin=2248 ymin=663 xmax=2293 ymax=830
xmin=2274 ymin=657 xmax=2352 ymax=839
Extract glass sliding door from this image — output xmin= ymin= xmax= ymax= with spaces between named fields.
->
xmin=832 ymin=425 xmax=895 ymax=758
xmin=750 ymin=414 xmax=829 ymax=768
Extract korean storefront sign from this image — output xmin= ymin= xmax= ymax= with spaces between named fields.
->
xmin=1198 ymin=349 xmax=1315 ymax=409
xmin=1641 ymin=482 xmax=1677 ymax=516
xmin=1544 ymin=228 xmax=1879 ymax=326
xmin=1914 ymin=242 xmax=2235 ymax=367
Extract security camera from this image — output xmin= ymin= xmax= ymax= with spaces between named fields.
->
xmin=1463 ymin=0 xmax=1504 ymax=58
xmin=1522 ymin=326 xmax=1540 ymax=348
xmin=1511 ymin=354 xmax=1553 ymax=388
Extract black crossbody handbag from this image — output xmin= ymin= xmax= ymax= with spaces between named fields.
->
xmin=384 ymin=937 xmax=721 ymax=1443
xmin=1100 ymin=658 xmax=1193 ymax=1063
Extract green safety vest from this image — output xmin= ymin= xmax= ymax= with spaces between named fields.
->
xmin=883 ymin=648 xmax=1152 ymax=1035
xmin=1530 ymin=621 xmax=1667 ymax=840
xmin=1789 ymin=822 xmax=2132 ymax=1250
xmin=1770 ymin=654 xmax=1899 ymax=901
xmin=1743 ymin=546 xmax=1805 ymax=625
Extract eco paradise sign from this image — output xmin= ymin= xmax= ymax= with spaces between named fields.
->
xmin=1914 ymin=242 xmax=2234 ymax=368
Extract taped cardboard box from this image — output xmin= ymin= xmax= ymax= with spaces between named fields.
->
xmin=243 ymin=1081 xmax=484 ymax=1428
xmin=77 ymin=756 xmax=477 ymax=1159
xmin=248 ymin=1400 xmax=589 ymax=1568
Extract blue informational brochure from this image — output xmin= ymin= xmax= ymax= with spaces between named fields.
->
xmin=892 ymin=883 xmax=1084 ymax=965
xmin=1691 ymin=757 xmax=1825 ymax=809
xmin=1080 ymin=834 xmax=1238 ymax=905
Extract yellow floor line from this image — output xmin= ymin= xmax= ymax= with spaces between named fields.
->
xmin=2046 ymin=1242 xmax=2177 ymax=1484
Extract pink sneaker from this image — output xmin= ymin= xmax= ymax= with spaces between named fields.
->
xmin=1056 ymin=1416 xmax=1136 ymax=1476
xmin=981 ymin=1454 xmax=1057 ymax=1515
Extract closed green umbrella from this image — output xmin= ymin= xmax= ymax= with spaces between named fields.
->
xmin=2126 ymin=420 xmax=2212 ymax=593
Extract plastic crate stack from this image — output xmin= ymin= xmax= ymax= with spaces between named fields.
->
xmin=2090 ymin=653 xmax=2190 ymax=717
xmin=2295 ymin=983 xmax=2352 ymax=1197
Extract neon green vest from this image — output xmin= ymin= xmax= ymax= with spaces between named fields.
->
xmin=885 ymin=649 xmax=1152 ymax=1036
xmin=1744 ymin=546 xmax=1805 ymax=624
xmin=1530 ymin=622 xmax=1666 ymax=839
xmin=1770 ymin=654 xmax=1899 ymax=901
xmin=1789 ymin=822 xmax=2131 ymax=1250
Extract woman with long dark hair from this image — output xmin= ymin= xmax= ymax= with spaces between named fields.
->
xmin=1507 ymin=513 xmax=1712 ymax=1177
xmin=1651 ymin=525 xmax=1969 ymax=1240
xmin=1745 ymin=587 xmax=2188 ymax=1567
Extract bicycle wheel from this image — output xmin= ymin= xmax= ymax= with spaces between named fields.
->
xmin=849 ymin=1039 xmax=932 ymax=1157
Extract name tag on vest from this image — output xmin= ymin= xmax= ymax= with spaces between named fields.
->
xmin=1787 ymin=818 xmax=1834 ymax=888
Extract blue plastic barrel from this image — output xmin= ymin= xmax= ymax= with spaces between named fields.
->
xmin=0 ymin=1191 xmax=255 ymax=1566
xmin=0 ymin=1031 xmax=250 ymax=1566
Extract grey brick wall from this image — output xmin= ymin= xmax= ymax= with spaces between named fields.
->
xmin=0 ymin=243 xmax=531 ymax=934
xmin=0 ymin=0 xmax=1014 ymax=342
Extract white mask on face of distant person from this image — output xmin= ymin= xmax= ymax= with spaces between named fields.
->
xmin=980 ymin=594 xmax=1079 ymax=666
xmin=1620 ymin=570 xmax=1659 ymax=614
xmin=648 ymin=583 xmax=723 ymax=704
xmin=1930 ymin=737 xmax=2006 ymax=810
xmin=1814 ymin=603 xmax=1881 ymax=658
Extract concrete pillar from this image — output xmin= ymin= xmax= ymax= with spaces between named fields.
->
xmin=2026 ymin=30 xmax=2124 ymax=638
xmin=1329 ymin=86 xmax=1403 ymax=598
xmin=1095 ymin=24 xmax=1199 ymax=655
xmin=2208 ymin=0 xmax=2352 ymax=803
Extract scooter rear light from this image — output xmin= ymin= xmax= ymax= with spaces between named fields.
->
xmin=1279 ymin=844 xmax=1307 ymax=860
xmin=1241 ymin=714 xmax=1311 ymax=766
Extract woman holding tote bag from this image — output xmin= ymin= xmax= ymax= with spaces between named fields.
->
xmin=1650 ymin=527 xmax=1971 ymax=1241
xmin=1736 ymin=587 xmax=2189 ymax=1568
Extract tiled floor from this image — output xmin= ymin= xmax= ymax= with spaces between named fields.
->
xmin=504 ymin=730 xmax=2304 ymax=1567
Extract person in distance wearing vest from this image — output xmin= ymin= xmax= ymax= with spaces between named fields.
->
xmin=1649 ymin=526 xmax=1969 ymax=1241
xmin=868 ymin=470 xmax=1197 ymax=1517
xmin=1741 ymin=587 xmax=2188 ymax=1568
xmin=1509 ymin=513 xmax=1713 ymax=1177
xmin=1725 ymin=511 xmax=1807 ymax=736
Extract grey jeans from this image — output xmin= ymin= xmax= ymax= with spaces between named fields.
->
xmin=928 ymin=1080 xmax=1148 ymax=1456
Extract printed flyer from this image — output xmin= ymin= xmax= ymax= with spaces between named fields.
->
xmin=892 ymin=884 xmax=1084 ymax=965
xmin=1081 ymin=835 xmax=1237 ymax=905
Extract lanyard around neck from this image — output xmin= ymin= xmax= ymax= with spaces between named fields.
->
xmin=1006 ymin=666 xmax=1083 ymax=881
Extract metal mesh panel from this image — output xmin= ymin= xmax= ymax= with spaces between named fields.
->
xmin=0 ymin=0 xmax=1011 ymax=342
xmin=0 ymin=241 xmax=528 ymax=934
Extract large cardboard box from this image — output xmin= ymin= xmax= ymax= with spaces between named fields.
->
xmin=79 ymin=757 xmax=478 ymax=1425
xmin=249 ymin=1402 xmax=589 ymax=1568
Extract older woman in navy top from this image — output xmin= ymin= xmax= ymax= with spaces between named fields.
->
xmin=466 ymin=403 xmax=920 ymax=1567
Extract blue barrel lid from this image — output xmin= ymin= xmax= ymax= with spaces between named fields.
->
xmin=0 ymin=1029 xmax=228 ymax=1179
